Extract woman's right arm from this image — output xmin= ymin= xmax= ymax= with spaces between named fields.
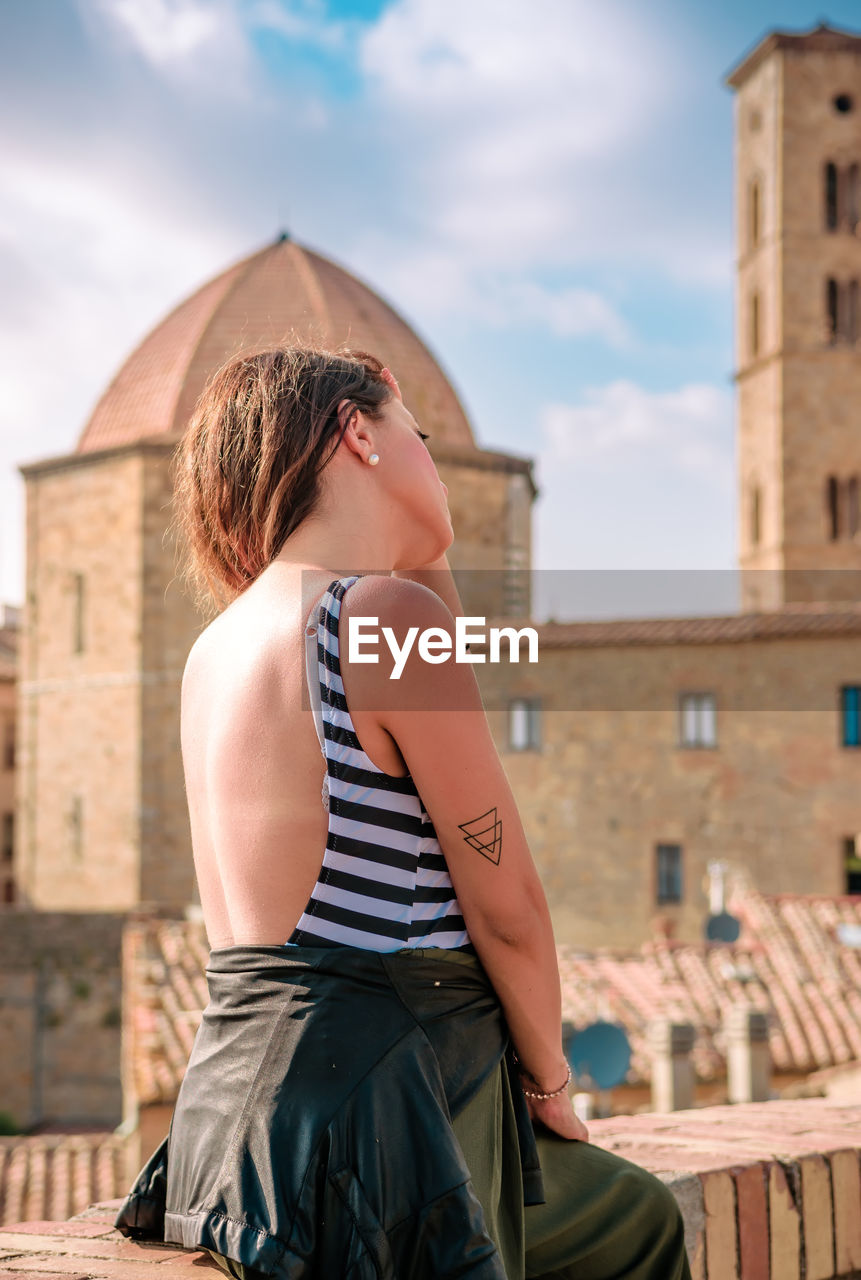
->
xmin=340 ymin=576 xmax=587 ymax=1141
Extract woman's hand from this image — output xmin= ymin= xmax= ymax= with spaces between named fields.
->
xmin=525 ymin=1090 xmax=589 ymax=1142
xmin=380 ymin=366 xmax=402 ymax=402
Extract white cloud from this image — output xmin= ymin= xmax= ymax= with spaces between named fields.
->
xmin=540 ymin=379 xmax=733 ymax=478
xmin=101 ymin=0 xmax=221 ymax=63
xmin=360 ymin=0 xmax=658 ymax=150
xmin=80 ymin=0 xmax=253 ymax=93
xmin=366 ymin=246 xmax=630 ymax=344
xmin=0 ymin=144 xmax=237 ymax=602
xmin=533 ymin=379 xmax=736 ymax=579
xmin=356 ymin=0 xmax=681 ymax=274
xmin=248 ymin=0 xmax=350 ymax=51
xmin=478 ymin=280 xmax=630 ymax=345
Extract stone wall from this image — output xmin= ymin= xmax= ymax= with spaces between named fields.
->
xmin=17 ymin=448 xmax=146 ymax=910
xmin=479 ymin=629 xmax=861 ymax=947
xmin=0 ymin=912 xmax=126 ymax=1131
xmin=138 ymin=448 xmax=203 ymax=911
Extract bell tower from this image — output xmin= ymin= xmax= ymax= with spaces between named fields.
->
xmin=726 ymin=23 xmax=861 ymax=610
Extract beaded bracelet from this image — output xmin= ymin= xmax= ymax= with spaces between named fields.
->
xmin=511 ymin=1052 xmax=572 ymax=1100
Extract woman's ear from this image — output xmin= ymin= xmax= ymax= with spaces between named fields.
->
xmin=337 ymin=398 xmax=358 ymax=432
xmin=336 ymin=400 xmax=376 ymax=461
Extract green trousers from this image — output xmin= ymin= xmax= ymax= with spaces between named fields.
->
xmin=204 ymin=1060 xmax=692 ymax=1279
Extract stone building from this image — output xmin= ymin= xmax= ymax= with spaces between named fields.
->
xmin=5 ymin=21 xmax=861 ymax=959
xmin=731 ymin=23 xmax=861 ymax=611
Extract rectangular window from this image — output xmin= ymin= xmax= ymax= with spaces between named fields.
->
xmin=656 ymin=843 xmax=683 ymax=904
xmin=1 ymin=812 xmax=12 ymax=863
xmin=844 ymin=835 xmax=861 ymax=894
xmin=750 ymin=485 xmax=761 ymax=546
xmin=678 ymin=692 xmax=717 ymax=748
xmin=749 ymin=178 xmax=760 ymax=249
xmin=2 ymin=719 xmax=13 ymax=771
xmin=827 ymin=278 xmax=840 ymax=343
xmin=508 ymin=697 xmax=541 ymax=751
xmin=69 ymin=794 xmax=83 ymax=861
xmin=849 ymin=279 xmax=858 ymax=344
xmin=849 ymin=164 xmax=860 ymax=233
xmin=841 ymin=686 xmax=861 ymax=747
xmin=826 ymin=161 xmax=839 ymax=230
xmin=73 ymin=571 xmax=85 ymax=654
xmin=750 ymin=291 xmax=760 ymax=357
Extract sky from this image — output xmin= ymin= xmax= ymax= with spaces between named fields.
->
xmin=2 ymin=0 xmax=860 ymax=621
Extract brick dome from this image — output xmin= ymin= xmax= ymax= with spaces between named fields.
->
xmin=76 ymin=234 xmax=477 ymax=454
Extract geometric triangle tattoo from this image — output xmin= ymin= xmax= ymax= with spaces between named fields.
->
xmin=458 ymin=807 xmax=503 ymax=865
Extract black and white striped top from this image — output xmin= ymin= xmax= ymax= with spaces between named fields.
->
xmin=286 ymin=575 xmax=472 ymax=951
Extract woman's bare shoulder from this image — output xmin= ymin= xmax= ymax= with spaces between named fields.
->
xmin=342 ymin=573 xmax=454 ymax=631
xmin=180 ymin=616 xmax=221 ymax=691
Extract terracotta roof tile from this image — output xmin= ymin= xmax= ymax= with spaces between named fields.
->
xmin=123 ymin=919 xmax=210 ymax=1106
xmin=558 ymin=890 xmax=861 ymax=1083
xmin=119 ymin=889 xmax=861 ymax=1105
xmin=536 ymin=601 xmax=861 ymax=648
xmin=77 ymin=258 xmax=246 ymax=455
xmin=77 ymin=236 xmax=477 ymax=455
xmin=0 ymin=1133 xmax=129 ymax=1228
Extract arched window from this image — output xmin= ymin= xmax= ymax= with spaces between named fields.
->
xmin=826 ymin=278 xmax=840 ymax=342
xmin=827 ymin=475 xmax=840 ymax=540
xmin=849 ymin=476 xmax=859 ymax=537
xmin=848 ymin=164 xmax=859 ymax=232
xmin=749 ymin=178 xmax=760 ymax=248
xmin=750 ymin=291 xmax=760 ymax=358
xmin=826 ymin=161 xmax=839 ymax=230
xmin=750 ymin=484 xmax=761 ymax=545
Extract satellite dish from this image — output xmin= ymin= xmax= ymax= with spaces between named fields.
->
xmin=837 ymin=923 xmax=861 ymax=948
xmin=566 ymin=1021 xmax=631 ymax=1090
xmin=705 ymin=911 xmax=741 ymax=943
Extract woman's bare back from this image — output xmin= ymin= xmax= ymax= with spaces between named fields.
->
xmin=180 ymin=571 xmax=408 ymax=949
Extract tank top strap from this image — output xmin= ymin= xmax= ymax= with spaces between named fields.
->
xmin=303 ymin=575 xmax=360 ymax=807
xmin=304 ymin=602 xmax=327 ymax=761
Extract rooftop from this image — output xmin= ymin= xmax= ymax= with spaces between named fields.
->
xmin=725 ymin=20 xmax=861 ymax=89
xmin=535 ymin=598 xmax=861 ymax=649
xmin=75 ymin=234 xmax=478 ymax=456
xmin=116 ymin=889 xmax=861 ymax=1111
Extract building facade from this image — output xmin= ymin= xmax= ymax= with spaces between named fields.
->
xmin=730 ymin=24 xmax=861 ymax=610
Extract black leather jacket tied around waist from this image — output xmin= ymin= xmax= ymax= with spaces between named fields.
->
xmin=113 ymin=944 xmax=545 ymax=1279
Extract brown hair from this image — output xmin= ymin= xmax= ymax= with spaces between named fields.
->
xmin=169 ymin=341 xmax=392 ymax=617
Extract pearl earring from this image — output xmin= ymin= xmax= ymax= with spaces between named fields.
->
xmin=368 ymin=453 xmax=380 ymax=465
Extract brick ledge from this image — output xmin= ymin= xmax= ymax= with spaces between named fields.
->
xmin=0 ymin=1098 xmax=859 ymax=1279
